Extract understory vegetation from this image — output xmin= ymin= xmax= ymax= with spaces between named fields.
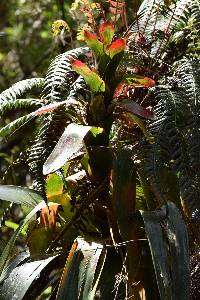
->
xmin=0 ymin=0 xmax=200 ymax=299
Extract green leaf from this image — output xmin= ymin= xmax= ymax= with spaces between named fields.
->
xmin=46 ymin=173 xmax=63 ymax=197
xmin=43 ymin=124 xmax=101 ymax=175
xmin=70 ymin=57 xmax=105 ymax=93
xmin=106 ymin=38 xmax=126 ymax=58
xmin=99 ymin=20 xmax=114 ymax=45
xmin=90 ymin=127 xmax=104 ymax=137
xmin=125 ymin=112 xmax=154 ymax=142
xmin=123 ymin=75 xmax=155 ymax=87
xmin=140 ymin=202 xmax=190 ymax=300
xmin=84 ymin=31 xmax=103 ymax=57
xmin=0 ymin=185 xmax=44 ymax=207
xmin=4 ymin=221 xmax=26 ymax=236
xmin=56 ymin=237 xmax=106 ymax=300
xmin=0 ymin=201 xmax=46 ymax=279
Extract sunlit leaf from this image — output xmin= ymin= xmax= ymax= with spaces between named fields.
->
xmin=125 ymin=112 xmax=154 ymax=142
xmin=56 ymin=237 xmax=106 ymax=300
xmin=107 ymin=38 xmax=126 ymax=58
xmin=99 ymin=20 xmax=114 ymax=45
xmin=70 ymin=57 xmax=105 ymax=93
xmin=46 ymin=173 xmax=63 ymax=197
xmin=52 ymin=20 xmax=69 ymax=36
xmin=124 ymin=75 xmax=156 ymax=87
xmin=0 ymin=201 xmax=46 ymax=279
xmin=0 ymin=185 xmax=43 ymax=207
xmin=43 ymin=124 xmax=95 ymax=175
xmin=4 ymin=221 xmax=26 ymax=236
xmin=84 ymin=30 xmax=103 ymax=57
xmin=0 ymin=252 xmax=59 ymax=300
xmin=140 ymin=202 xmax=190 ymax=300
xmin=34 ymin=101 xmax=66 ymax=115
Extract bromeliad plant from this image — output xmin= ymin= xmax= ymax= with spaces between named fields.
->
xmin=0 ymin=0 xmax=200 ymax=299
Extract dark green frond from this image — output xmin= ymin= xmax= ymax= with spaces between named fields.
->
xmin=41 ymin=47 xmax=89 ymax=102
xmin=174 ymin=57 xmax=200 ymax=106
xmin=27 ymin=109 xmax=69 ymax=196
xmin=0 ymin=112 xmax=36 ymax=138
xmin=0 ymin=99 xmax=43 ymax=116
xmin=190 ymin=0 xmax=200 ymax=33
xmin=144 ymin=86 xmax=200 ymax=212
xmin=0 ymin=78 xmax=44 ymax=116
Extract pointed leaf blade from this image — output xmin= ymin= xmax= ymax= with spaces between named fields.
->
xmin=119 ymin=99 xmax=155 ymax=120
xmin=0 ymin=112 xmax=35 ymax=137
xmin=107 ymin=38 xmax=126 ymax=58
xmin=0 ymin=185 xmax=43 ymax=207
xmin=140 ymin=202 xmax=190 ymax=300
xmin=84 ymin=31 xmax=103 ymax=57
xmin=70 ymin=58 xmax=105 ymax=93
xmin=43 ymin=124 xmax=93 ymax=175
xmin=0 ymin=252 xmax=59 ymax=300
xmin=99 ymin=20 xmax=114 ymax=45
xmin=0 ymin=201 xmax=46 ymax=278
xmin=56 ymin=237 xmax=105 ymax=300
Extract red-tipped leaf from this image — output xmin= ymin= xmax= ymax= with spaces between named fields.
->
xmin=99 ymin=20 xmax=114 ymax=45
xmin=70 ymin=57 xmax=105 ymax=93
xmin=107 ymin=38 xmax=126 ymax=58
xmin=84 ymin=30 xmax=103 ymax=57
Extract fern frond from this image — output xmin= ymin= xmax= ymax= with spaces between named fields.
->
xmin=41 ymin=47 xmax=89 ymax=102
xmin=128 ymin=0 xmax=192 ymax=63
xmin=136 ymin=0 xmax=162 ymax=34
xmin=174 ymin=57 xmax=200 ymax=106
xmin=190 ymin=0 xmax=200 ymax=33
xmin=27 ymin=48 xmax=90 ymax=196
xmin=0 ymin=99 xmax=43 ymax=116
xmin=28 ymin=109 xmax=70 ymax=196
xmin=0 ymin=112 xmax=36 ymax=138
xmin=144 ymin=86 xmax=200 ymax=212
xmin=0 ymin=78 xmax=44 ymax=116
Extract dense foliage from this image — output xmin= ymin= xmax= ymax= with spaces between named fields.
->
xmin=0 ymin=0 xmax=200 ymax=299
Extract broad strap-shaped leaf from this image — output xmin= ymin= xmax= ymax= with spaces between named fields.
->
xmin=43 ymin=123 xmax=97 ymax=175
xmin=111 ymin=149 xmax=139 ymax=283
xmin=0 ymin=201 xmax=46 ymax=278
xmin=84 ymin=31 xmax=103 ymax=57
xmin=0 ymin=185 xmax=44 ymax=207
xmin=56 ymin=237 xmax=106 ymax=300
xmin=70 ymin=57 xmax=105 ymax=93
xmin=123 ymin=112 xmax=154 ymax=142
xmin=118 ymin=99 xmax=155 ymax=120
xmin=140 ymin=201 xmax=190 ymax=300
xmin=33 ymin=98 xmax=78 ymax=116
xmin=123 ymin=75 xmax=156 ymax=87
xmin=107 ymin=38 xmax=126 ymax=58
xmin=0 ymin=252 xmax=59 ymax=300
xmin=99 ymin=20 xmax=114 ymax=45
xmin=111 ymin=149 xmax=136 ymax=238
